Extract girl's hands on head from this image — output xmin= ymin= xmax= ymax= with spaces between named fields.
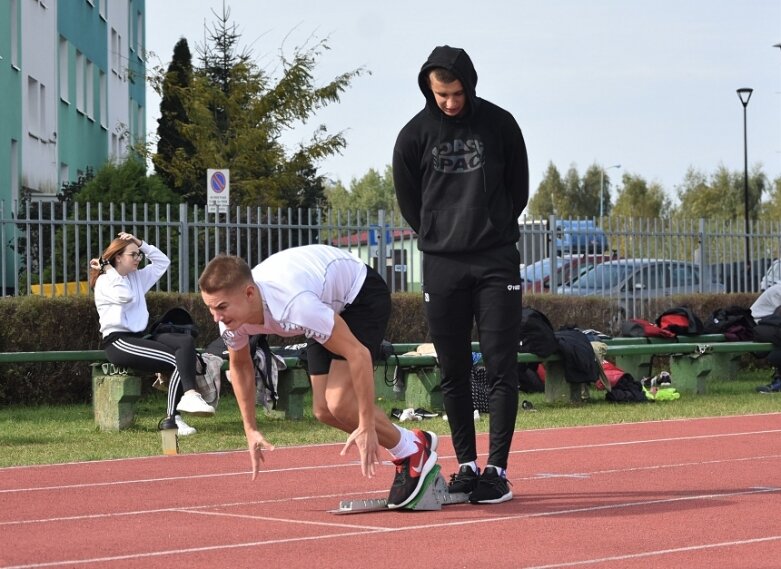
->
xmin=117 ymin=232 xmax=142 ymax=247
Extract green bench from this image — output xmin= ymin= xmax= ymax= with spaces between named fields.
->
xmin=386 ymin=337 xmax=776 ymax=409
xmin=0 ymin=350 xmax=309 ymax=430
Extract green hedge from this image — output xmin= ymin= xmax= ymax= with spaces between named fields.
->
xmin=0 ymin=291 xmax=760 ymax=405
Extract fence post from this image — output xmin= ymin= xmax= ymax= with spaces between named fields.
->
xmin=697 ymin=218 xmax=708 ymax=293
xmin=378 ymin=209 xmax=387 ymax=284
xmin=179 ymin=203 xmax=189 ymax=293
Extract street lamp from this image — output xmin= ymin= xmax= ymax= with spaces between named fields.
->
xmin=599 ymin=164 xmax=621 ymax=219
xmin=737 ymin=88 xmax=753 ymax=283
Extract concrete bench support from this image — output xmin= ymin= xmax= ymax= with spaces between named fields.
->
xmin=669 ymin=354 xmax=712 ymax=394
xmin=91 ymin=364 xmax=142 ymax=430
xmin=404 ymin=367 xmax=443 ymax=411
xmin=276 ymin=367 xmax=312 ymax=420
xmin=544 ymin=360 xmax=585 ymax=404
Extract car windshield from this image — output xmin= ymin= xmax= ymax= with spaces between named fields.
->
xmin=520 ymin=258 xmax=566 ymax=282
xmin=568 ymin=264 xmax=629 ymax=289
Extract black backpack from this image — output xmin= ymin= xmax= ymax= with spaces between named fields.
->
xmin=149 ymin=307 xmax=199 ymax=338
xmin=703 ymin=305 xmax=756 ymax=341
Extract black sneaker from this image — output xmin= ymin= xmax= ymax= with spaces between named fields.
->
xmin=387 ymin=430 xmax=438 ymax=509
xmin=468 ymin=466 xmax=513 ymax=504
xmin=448 ymin=464 xmax=480 ymax=494
xmin=756 ymin=377 xmax=781 ymax=393
xmin=158 ymin=415 xmax=177 ymax=430
xmin=414 ymin=407 xmax=439 ymax=418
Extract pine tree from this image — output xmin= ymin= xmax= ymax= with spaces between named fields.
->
xmin=153 ymin=38 xmax=198 ymax=201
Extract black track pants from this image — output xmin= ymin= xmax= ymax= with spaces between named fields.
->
xmin=104 ymin=333 xmax=198 ymax=417
xmin=422 ymin=244 xmax=522 ymax=469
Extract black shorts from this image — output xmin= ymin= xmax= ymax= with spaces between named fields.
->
xmin=306 ymin=266 xmax=391 ymax=375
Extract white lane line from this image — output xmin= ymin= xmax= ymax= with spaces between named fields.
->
xmin=3 ymin=487 xmax=778 ymax=569
xmin=178 ymin=508 xmax=389 ymax=531
xmin=519 ymin=535 xmax=781 ymax=569
xmin=3 ymin=454 xmax=780 ymax=527
xmin=4 ymin=429 xmax=781 ymax=495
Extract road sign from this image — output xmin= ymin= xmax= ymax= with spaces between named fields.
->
xmin=207 ymin=169 xmax=230 ymax=213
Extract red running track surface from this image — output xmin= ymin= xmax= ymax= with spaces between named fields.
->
xmin=2 ymin=413 xmax=781 ymax=569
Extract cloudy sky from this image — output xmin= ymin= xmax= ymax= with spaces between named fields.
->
xmin=145 ymin=0 xmax=781 ymax=209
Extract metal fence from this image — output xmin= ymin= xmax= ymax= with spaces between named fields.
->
xmin=1 ymin=200 xmax=778 ymax=319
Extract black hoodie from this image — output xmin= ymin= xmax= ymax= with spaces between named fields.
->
xmin=393 ymin=45 xmax=529 ymax=254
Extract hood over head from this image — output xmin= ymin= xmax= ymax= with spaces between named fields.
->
xmin=418 ymin=45 xmax=478 ymax=116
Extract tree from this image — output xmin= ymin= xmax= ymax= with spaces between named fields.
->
xmin=153 ymin=38 xmax=197 ymax=201
xmin=526 ymin=162 xmax=561 ymax=217
xmin=148 ymin=4 xmax=367 ymax=208
xmin=759 ymin=176 xmax=781 ymax=221
xmin=75 ymin=160 xmax=180 ymax=205
xmin=675 ymin=165 xmax=767 ymax=221
xmin=555 ymin=165 xmax=584 ymax=218
xmin=326 ymin=166 xmax=398 ymax=212
xmin=612 ymin=173 xmax=670 ymax=219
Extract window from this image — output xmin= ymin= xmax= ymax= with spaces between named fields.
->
xmin=40 ymin=82 xmax=47 ymax=139
xmin=99 ymin=0 xmax=106 ymax=20
xmin=58 ymin=37 xmax=68 ymax=102
xmin=111 ymin=28 xmax=121 ymax=77
xmin=75 ymin=51 xmax=84 ymax=113
xmin=11 ymin=140 xmax=19 ymax=202
xmin=86 ymin=60 xmax=94 ymax=120
xmin=10 ymin=0 xmax=19 ymax=68
xmin=99 ymin=70 xmax=107 ymax=128
xmin=136 ymin=10 xmax=143 ymax=55
xmin=670 ymin=264 xmax=697 ymax=287
xmin=27 ymin=76 xmax=40 ymax=138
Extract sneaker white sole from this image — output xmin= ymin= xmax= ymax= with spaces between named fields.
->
xmin=387 ymin=431 xmax=439 ymax=509
xmin=470 ymin=490 xmax=513 ymax=505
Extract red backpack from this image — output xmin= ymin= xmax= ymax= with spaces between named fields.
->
xmin=620 ymin=318 xmax=676 ymax=339
xmin=656 ymin=307 xmax=704 ymax=336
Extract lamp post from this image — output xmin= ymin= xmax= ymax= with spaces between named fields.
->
xmin=599 ymin=164 xmax=621 ymax=219
xmin=737 ymin=88 xmax=753 ymax=283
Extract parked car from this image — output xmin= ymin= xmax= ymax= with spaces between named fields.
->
xmin=553 ymin=220 xmax=609 ymax=256
xmin=520 ymin=253 xmax=614 ymax=293
xmin=557 ymin=258 xmax=726 ymax=321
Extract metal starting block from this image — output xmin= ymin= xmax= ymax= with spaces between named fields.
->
xmin=331 ymin=465 xmax=469 ymax=514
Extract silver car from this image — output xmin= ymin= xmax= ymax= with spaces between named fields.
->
xmin=557 ymin=258 xmax=725 ymax=320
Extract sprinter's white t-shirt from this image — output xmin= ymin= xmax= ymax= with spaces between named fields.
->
xmin=220 ymin=245 xmax=367 ymax=350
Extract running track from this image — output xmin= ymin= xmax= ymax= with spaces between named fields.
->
xmin=2 ymin=413 xmax=781 ymax=569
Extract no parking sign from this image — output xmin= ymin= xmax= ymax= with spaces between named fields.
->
xmin=207 ymin=169 xmax=230 ymax=213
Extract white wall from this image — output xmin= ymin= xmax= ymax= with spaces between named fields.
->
xmin=106 ymin=0 xmax=130 ymax=161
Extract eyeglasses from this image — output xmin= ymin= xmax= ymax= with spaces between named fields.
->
xmin=125 ymin=251 xmax=145 ymax=260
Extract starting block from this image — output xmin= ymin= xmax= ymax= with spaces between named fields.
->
xmin=331 ymin=465 xmax=469 ymax=514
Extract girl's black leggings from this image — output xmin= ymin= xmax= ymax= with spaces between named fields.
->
xmin=104 ymin=333 xmax=198 ymax=417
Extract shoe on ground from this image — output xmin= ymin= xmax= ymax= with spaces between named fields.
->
xmin=176 ymin=390 xmax=216 ymax=416
xmin=756 ymin=377 xmax=781 ymax=394
xmin=468 ymin=466 xmax=513 ymax=504
xmin=158 ymin=415 xmax=177 ymax=431
xmin=414 ymin=407 xmax=439 ymax=418
xmin=387 ymin=429 xmax=438 ymax=509
xmin=448 ymin=464 xmax=480 ymax=494
xmin=175 ymin=415 xmax=197 ymax=436
xmin=391 ymin=408 xmax=403 ymax=420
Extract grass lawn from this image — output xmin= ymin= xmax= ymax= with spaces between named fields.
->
xmin=1 ymin=369 xmax=779 ymax=468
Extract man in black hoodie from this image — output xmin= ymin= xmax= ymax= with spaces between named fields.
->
xmin=393 ymin=45 xmax=529 ymax=504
